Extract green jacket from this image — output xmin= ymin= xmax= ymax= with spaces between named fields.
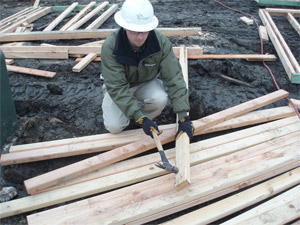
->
xmin=101 ymin=28 xmax=190 ymax=121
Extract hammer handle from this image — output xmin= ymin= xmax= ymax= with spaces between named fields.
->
xmin=152 ymin=130 xmax=164 ymax=152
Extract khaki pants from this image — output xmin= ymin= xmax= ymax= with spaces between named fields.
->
xmin=102 ymin=78 xmax=168 ymax=134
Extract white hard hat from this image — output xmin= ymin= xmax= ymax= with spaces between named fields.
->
xmin=114 ymin=0 xmax=159 ymax=32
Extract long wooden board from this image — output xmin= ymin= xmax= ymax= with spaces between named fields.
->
xmin=222 ymin=185 xmax=300 ymax=225
xmin=2 ymin=106 xmax=295 ymax=167
xmin=25 ymin=141 xmax=300 ymax=224
xmin=23 ymin=90 xmax=289 ymax=194
xmin=0 ymin=27 xmax=202 ymax=42
xmin=0 ymin=46 xmax=102 ymax=56
xmin=8 ymin=106 xmax=296 ymax=153
xmin=43 ymin=3 xmax=78 ymax=31
xmin=161 ymin=167 xmax=300 ymax=225
xmin=7 ymin=65 xmax=56 ymax=78
xmin=75 ymin=54 xmax=277 ymax=62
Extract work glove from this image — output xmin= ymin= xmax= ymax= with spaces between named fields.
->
xmin=136 ymin=116 xmax=160 ymax=138
xmin=175 ymin=116 xmax=195 ymax=140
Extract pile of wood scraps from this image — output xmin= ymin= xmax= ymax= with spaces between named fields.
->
xmin=0 ymin=90 xmax=299 ymax=224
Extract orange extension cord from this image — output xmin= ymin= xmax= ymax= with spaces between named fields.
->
xmin=212 ymin=0 xmax=300 ymax=119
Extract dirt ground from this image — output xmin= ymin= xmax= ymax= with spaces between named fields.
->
xmin=0 ymin=0 xmax=299 ymax=224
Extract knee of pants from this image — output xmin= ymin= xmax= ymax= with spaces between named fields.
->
xmin=151 ymin=92 xmax=168 ymax=109
xmin=104 ymin=122 xmax=126 ymax=134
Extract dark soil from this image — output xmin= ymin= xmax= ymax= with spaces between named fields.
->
xmin=0 ymin=0 xmax=299 ymax=224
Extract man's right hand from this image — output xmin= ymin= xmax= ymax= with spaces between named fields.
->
xmin=136 ymin=116 xmax=160 ymax=138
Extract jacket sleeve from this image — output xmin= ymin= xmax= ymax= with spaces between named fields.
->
xmin=101 ymin=38 xmax=143 ymax=120
xmin=157 ymin=32 xmax=190 ymax=114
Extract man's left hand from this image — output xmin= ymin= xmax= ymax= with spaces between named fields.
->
xmin=175 ymin=116 xmax=194 ymax=140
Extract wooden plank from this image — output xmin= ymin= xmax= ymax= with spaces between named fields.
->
xmin=222 ymin=185 xmax=300 ymax=225
xmin=0 ymin=45 xmax=102 ymax=56
xmin=266 ymin=8 xmax=300 ymax=16
xmin=72 ymin=52 xmax=97 ymax=72
xmin=85 ymin=4 xmax=118 ymax=30
xmin=67 ymin=1 xmax=109 ymax=30
xmin=196 ymin=54 xmax=276 ymax=61
xmin=43 ymin=2 xmax=79 ymax=31
xmin=22 ymin=90 xmax=289 ymax=194
xmin=75 ymin=54 xmax=277 ymax=62
xmin=240 ymin=16 xmax=254 ymax=25
xmin=7 ymin=106 xmax=296 ymax=168
xmin=1 ymin=7 xmax=51 ymax=33
xmin=259 ymin=9 xmax=295 ymax=80
xmin=2 ymin=130 xmax=299 ymax=219
xmin=263 ymin=10 xmax=300 ymax=73
xmin=2 ymin=50 xmax=68 ymax=59
xmin=6 ymin=65 xmax=56 ymax=78
xmin=11 ymin=106 xmax=298 ymax=155
xmin=161 ymin=167 xmax=300 ymax=225
xmin=25 ymin=141 xmax=300 ymax=225
xmin=0 ymin=27 xmax=201 ymax=42
xmin=60 ymin=2 xmax=96 ymax=31
xmin=287 ymin=13 xmax=300 ymax=36
xmin=175 ymin=46 xmax=190 ymax=191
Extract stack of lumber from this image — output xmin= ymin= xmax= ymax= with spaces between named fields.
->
xmin=0 ymin=90 xmax=299 ymax=224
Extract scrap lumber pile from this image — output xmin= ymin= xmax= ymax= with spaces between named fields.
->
xmin=0 ymin=90 xmax=299 ymax=224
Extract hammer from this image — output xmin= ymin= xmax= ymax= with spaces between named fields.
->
xmin=151 ymin=128 xmax=179 ymax=174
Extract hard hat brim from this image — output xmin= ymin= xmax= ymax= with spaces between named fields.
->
xmin=114 ymin=11 xmax=159 ymax=32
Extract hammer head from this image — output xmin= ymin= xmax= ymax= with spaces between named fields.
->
xmin=155 ymin=162 xmax=179 ymax=173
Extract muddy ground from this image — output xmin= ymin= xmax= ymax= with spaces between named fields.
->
xmin=0 ymin=0 xmax=299 ymax=224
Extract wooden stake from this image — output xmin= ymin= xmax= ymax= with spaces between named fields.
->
xmin=175 ymin=46 xmax=190 ymax=191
